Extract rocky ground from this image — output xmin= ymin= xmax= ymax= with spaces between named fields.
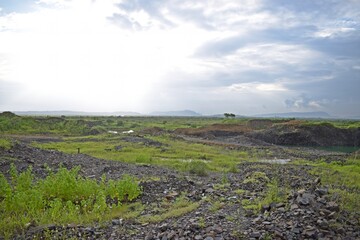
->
xmin=0 ymin=142 xmax=359 ymax=239
xmin=174 ymin=120 xmax=360 ymax=148
xmin=179 ymin=135 xmax=350 ymax=163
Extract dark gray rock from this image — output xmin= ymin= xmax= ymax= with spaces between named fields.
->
xmin=250 ymin=231 xmax=261 ymax=238
xmin=296 ymin=193 xmax=315 ymax=206
xmin=315 ymin=188 xmax=328 ymax=197
xmin=326 ymin=202 xmax=339 ymax=212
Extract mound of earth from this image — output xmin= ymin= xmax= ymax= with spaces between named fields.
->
xmin=121 ymin=136 xmax=165 ymax=147
xmin=174 ymin=124 xmax=251 ymax=139
xmin=248 ymin=123 xmax=360 ymax=147
xmin=175 ymin=122 xmax=360 ymax=147
xmin=0 ymin=111 xmax=18 ymax=118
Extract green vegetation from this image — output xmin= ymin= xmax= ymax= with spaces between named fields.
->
xmin=198 ymin=216 xmax=206 ymax=228
xmin=306 ymin=158 xmax=360 ymax=213
xmin=0 ymin=138 xmax=12 ymax=150
xmin=0 ymin=112 xmax=248 ymax=135
xmin=33 ymin=135 xmax=248 ymax=173
xmin=186 ymin=161 xmax=209 ymax=176
xmin=1 ymin=112 xmax=359 ymax=237
xmin=139 ymin=194 xmax=200 ymax=223
xmin=243 ymin=171 xmax=270 ymax=184
xmin=224 ymin=113 xmax=236 ymax=118
xmin=209 ymin=200 xmax=225 ymax=212
xmin=0 ymin=165 xmax=141 ymax=239
xmin=258 ymin=179 xmax=288 ymax=207
xmin=0 ymin=114 xmax=88 ymax=135
xmin=301 ymin=119 xmax=360 ymax=129
xmin=241 ymin=175 xmax=288 ymax=213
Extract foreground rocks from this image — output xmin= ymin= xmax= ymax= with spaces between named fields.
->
xmin=0 ymin=143 xmax=359 ymax=239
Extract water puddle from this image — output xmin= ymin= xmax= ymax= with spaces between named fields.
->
xmin=309 ymin=146 xmax=359 ymax=153
xmin=259 ymin=158 xmax=291 ymax=164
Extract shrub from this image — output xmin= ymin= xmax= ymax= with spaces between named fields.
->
xmin=135 ymin=154 xmax=152 ymax=163
xmin=0 ymin=164 xmax=142 ymax=238
xmin=0 ymin=138 xmax=12 ymax=150
xmin=243 ymin=171 xmax=269 ymax=184
xmin=88 ymin=126 xmax=107 ymax=135
xmin=106 ymin=174 xmax=142 ymax=202
xmin=187 ymin=161 xmax=208 ymax=176
xmin=228 ymin=163 xmax=239 ymax=173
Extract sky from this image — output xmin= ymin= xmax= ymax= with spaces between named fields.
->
xmin=0 ymin=0 xmax=359 ymax=116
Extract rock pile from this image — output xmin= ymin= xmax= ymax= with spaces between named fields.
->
xmin=245 ymin=186 xmax=359 ymax=239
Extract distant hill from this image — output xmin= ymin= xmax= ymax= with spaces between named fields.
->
xmin=13 ymin=111 xmax=142 ymax=116
xmin=253 ymin=111 xmax=332 ymax=119
xmin=150 ymin=110 xmax=202 ymax=116
xmin=346 ymin=115 xmax=360 ymax=120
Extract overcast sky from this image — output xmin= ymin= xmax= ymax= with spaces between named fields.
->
xmin=0 ymin=0 xmax=359 ymax=116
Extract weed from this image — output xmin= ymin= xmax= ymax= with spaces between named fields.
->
xmin=225 ymin=215 xmax=235 ymax=222
xmin=0 ymin=164 xmax=141 ymax=238
xmin=213 ymin=182 xmax=230 ymax=191
xmin=198 ymin=216 xmax=206 ymax=228
xmin=241 ymin=199 xmax=259 ymax=211
xmin=259 ymin=178 xmax=287 ymax=207
xmin=209 ymin=200 xmax=224 ymax=212
xmin=228 ymin=163 xmax=239 ymax=173
xmin=135 ymin=154 xmax=152 ymax=164
xmin=233 ymin=189 xmax=247 ymax=195
xmin=187 ymin=161 xmax=209 ymax=176
xmin=0 ymin=138 xmax=12 ymax=150
xmin=140 ymin=195 xmax=200 ymax=223
xmin=243 ymin=171 xmax=269 ymax=184
xmin=263 ymin=233 xmax=273 ymax=240
xmin=293 ymin=157 xmax=359 ymax=215
xmin=221 ymin=173 xmax=230 ymax=185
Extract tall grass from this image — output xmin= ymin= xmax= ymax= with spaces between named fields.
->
xmin=0 ymin=164 xmax=141 ymax=239
xmin=0 ymin=138 xmax=12 ymax=150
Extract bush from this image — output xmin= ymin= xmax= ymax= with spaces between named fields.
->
xmin=187 ymin=161 xmax=208 ymax=176
xmin=0 ymin=138 xmax=12 ymax=150
xmin=88 ymin=126 xmax=107 ymax=135
xmin=135 ymin=154 xmax=152 ymax=163
xmin=0 ymin=164 xmax=142 ymax=238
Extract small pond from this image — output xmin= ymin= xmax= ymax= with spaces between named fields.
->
xmin=310 ymin=146 xmax=360 ymax=153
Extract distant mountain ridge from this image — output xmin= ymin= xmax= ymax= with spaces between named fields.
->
xmin=13 ymin=111 xmax=141 ymax=116
xmin=149 ymin=110 xmax=202 ymax=116
xmin=253 ymin=111 xmax=332 ymax=119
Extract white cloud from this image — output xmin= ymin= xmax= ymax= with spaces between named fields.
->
xmin=203 ymin=43 xmax=323 ymax=75
xmin=227 ymin=82 xmax=288 ymax=93
xmin=0 ymin=0 xmax=359 ymax=116
xmin=314 ymin=27 xmax=356 ymax=38
xmin=284 ymin=95 xmax=335 ymax=111
xmin=0 ymin=0 xmax=218 ymax=111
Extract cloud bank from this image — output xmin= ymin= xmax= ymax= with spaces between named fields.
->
xmin=0 ymin=0 xmax=359 ymax=116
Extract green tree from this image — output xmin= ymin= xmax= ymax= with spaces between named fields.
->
xmin=224 ymin=113 xmax=235 ymax=118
